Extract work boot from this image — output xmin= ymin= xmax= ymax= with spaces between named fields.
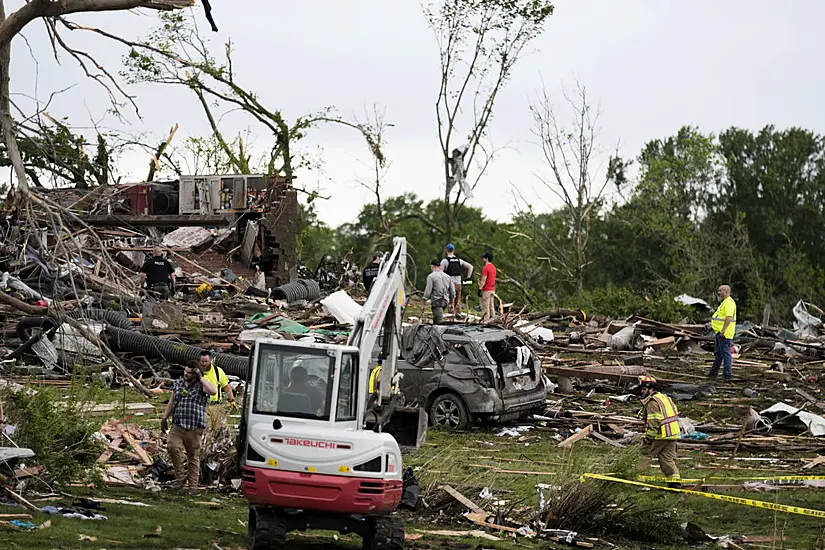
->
xmin=667 ymin=482 xmax=682 ymax=489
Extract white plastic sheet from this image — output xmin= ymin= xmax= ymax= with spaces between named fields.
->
xmin=521 ymin=324 xmax=555 ymax=343
xmin=320 ymin=291 xmax=363 ymax=326
xmin=761 ymin=402 xmax=825 ymax=437
xmin=675 ymin=294 xmax=710 ymax=309
xmin=792 ymin=300 xmax=822 ymax=330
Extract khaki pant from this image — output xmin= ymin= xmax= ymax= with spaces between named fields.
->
xmin=480 ymin=290 xmax=495 ymax=323
xmin=641 ymin=439 xmax=680 ymax=479
xmin=451 ymin=282 xmax=463 ymax=315
xmin=168 ymin=425 xmax=204 ymax=488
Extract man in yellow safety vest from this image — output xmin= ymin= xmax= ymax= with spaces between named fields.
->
xmin=637 ymin=375 xmax=681 ymax=488
xmin=707 ymin=284 xmax=737 ymax=381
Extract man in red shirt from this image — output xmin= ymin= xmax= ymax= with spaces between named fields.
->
xmin=478 ymin=252 xmax=496 ymax=323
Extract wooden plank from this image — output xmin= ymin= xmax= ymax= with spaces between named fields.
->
xmin=3 ymin=488 xmax=39 ymax=512
xmin=122 ymin=432 xmax=153 ymax=466
xmin=438 ymin=485 xmax=485 ymax=514
xmin=465 ymin=512 xmax=520 ymax=534
xmin=87 ymin=403 xmax=155 ymax=415
xmin=0 ymin=514 xmax=32 ymax=519
xmin=607 ymin=423 xmax=628 ymax=435
xmin=795 ymin=388 xmax=825 ymax=412
xmin=648 ymin=336 xmax=675 ymax=349
xmin=12 ymin=466 xmax=45 ymax=479
xmin=803 ymin=455 xmax=825 ymax=470
xmin=558 ymin=424 xmax=594 ymax=448
xmin=591 ymin=431 xmax=625 ymax=448
xmin=96 ymin=437 xmax=121 ymax=464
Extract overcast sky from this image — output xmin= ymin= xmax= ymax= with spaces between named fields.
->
xmin=9 ymin=1 xmax=825 ymax=227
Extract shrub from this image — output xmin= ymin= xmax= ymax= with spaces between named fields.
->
xmin=2 ymin=386 xmax=102 ymax=485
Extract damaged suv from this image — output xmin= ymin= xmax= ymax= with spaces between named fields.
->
xmin=397 ymin=324 xmax=548 ymax=430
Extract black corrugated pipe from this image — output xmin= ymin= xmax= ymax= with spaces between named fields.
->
xmin=298 ymin=279 xmax=321 ymax=301
xmin=271 ymin=279 xmax=321 ymax=302
xmin=16 ymin=309 xmax=134 ymax=340
xmin=68 ymin=309 xmax=134 ymax=331
xmin=103 ymin=325 xmax=249 ymax=378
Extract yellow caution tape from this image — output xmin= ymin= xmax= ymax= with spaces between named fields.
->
xmin=581 ymin=473 xmax=825 ymax=519
xmin=638 ymin=474 xmax=825 ymax=483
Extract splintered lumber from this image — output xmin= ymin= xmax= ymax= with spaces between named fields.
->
xmin=465 ymin=512 xmax=520 ymax=534
xmin=648 ymin=336 xmax=675 ymax=349
xmin=559 ymin=424 xmax=594 ymax=448
xmin=545 ymin=365 xmax=678 ymax=385
xmin=607 ymin=423 xmax=628 ymax=435
xmin=97 ymin=437 xmax=122 ymax=464
xmin=796 ymin=388 xmax=825 ymax=412
xmin=0 ymin=514 xmax=32 ymax=519
xmin=12 ymin=466 xmax=45 ymax=480
xmin=122 ymin=432 xmax=153 ymax=466
xmin=3 ymin=488 xmax=39 ymax=512
xmin=803 ymin=455 xmax=825 ymax=470
xmin=439 ymin=485 xmax=486 ymax=514
xmin=591 ymin=431 xmax=625 ymax=448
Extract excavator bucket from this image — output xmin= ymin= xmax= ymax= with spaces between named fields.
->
xmin=385 ymin=406 xmax=428 ymax=449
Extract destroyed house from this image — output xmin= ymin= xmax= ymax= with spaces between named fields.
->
xmin=44 ymin=174 xmax=299 ymax=285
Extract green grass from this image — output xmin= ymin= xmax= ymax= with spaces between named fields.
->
xmin=6 ymin=381 xmax=825 ymax=549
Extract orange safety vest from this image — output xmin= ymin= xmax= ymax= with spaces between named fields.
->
xmin=643 ymin=392 xmax=681 ymax=440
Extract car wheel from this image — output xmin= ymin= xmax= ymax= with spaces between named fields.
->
xmin=429 ymin=393 xmax=470 ymax=430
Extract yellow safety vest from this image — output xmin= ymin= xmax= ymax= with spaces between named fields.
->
xmin=368 ymin=365 xmax=382 ymax=394
xmin=644 ymin=392 xmax=681 ymax=440
xmin=711 ymin=296 xmax=736 ymax=339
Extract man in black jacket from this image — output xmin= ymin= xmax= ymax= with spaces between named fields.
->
xmin=141 ymin=248 xmax=176 ymax=298
xmin=362 ymin=252 xmax=382 ymax=295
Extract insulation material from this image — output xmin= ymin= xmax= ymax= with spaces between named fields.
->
xmin=161 ymin=226 xmax=213 ymax=249
xmin=320 ymin=290 xmax=363 ymax=325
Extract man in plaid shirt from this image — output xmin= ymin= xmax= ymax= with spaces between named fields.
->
xmin=161 ymin=361 xmax=217 ymax=492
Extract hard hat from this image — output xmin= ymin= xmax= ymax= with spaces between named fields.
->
xmin=638 ymin=375 xmax=657 ymax=388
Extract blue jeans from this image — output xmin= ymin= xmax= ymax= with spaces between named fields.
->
xmin=709 ymin=332 xmax=732 ymax=379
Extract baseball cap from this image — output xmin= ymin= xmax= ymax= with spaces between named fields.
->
xmin=431 ymin=259 xmax=441 ymax=267
xmin=446 ymin=243 xmax=455 ymax=252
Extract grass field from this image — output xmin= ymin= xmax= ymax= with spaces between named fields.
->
xmin=3 ymin=380 xmax=825 ymax=549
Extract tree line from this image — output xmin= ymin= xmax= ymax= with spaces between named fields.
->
xmin=300 ymin=124 xmax=825 ymax=326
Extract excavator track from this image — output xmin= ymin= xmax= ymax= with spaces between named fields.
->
xmin=248 ymin=506 xmax=286 ymax=550
xmin=363 ymin=516 xmax=405 ymax=550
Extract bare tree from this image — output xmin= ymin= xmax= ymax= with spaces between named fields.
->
xmin=424 ymin=0 xmax=554 ymax=241
xmin=53 ymin=11 xmax=383 ymax=187
xmin=0 ymin=0 xmax=193 ymax=201
xmin=526 ymin=82 xmax=622 ymax=294
xmin=0 ymin=1 xmax=194 ymax=397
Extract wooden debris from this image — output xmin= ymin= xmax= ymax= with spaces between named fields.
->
xmin=558 ymin=424 xmax=594 ymax=448
xmin=465 ymin=512 xmax=520 ymax=533
xmin=122 ymin=432 xmax=153 ymax=466
xmin=2 ymin=488 xmax=39 ymax=512
xmin=591 ymin=431 xmax=625 ymax=448
xmin=439 ymin=485 xmax=486 ymax=514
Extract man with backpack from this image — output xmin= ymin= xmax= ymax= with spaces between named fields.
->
xmin=440 ymin=243 xmax=473 ymax=317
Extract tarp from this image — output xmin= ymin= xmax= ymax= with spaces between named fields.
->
xmin=761 ymin=402 xmax=825 ymax=437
